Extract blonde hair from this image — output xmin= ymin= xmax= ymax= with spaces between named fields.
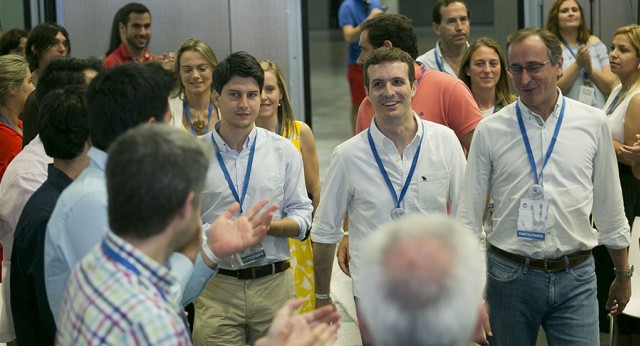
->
xmin=0 ymin=54 xmax=30 ymax=106
xmin=613 ymin=25 xmax=640 ymax=97
xmin=458 ymin=37 xmax=515 ymax=110
xmin=173 ymin=39 xmax=218 ymax=98
xmin=259 ymin=60 xmax=297 ymax=138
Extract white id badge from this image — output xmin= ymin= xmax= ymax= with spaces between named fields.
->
xmin=516 ymin=198 xmax=549 ymax=240
xmin=233 ymin=243 xmax=266 ymax=267
xmin=578 ymin=85 xmax=595 ymax=105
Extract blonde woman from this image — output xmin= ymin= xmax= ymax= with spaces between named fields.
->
xmin=256 ymin=60 xmax=320 ymax=313
xmin=170 ymin=39 xmax=219 ymax=136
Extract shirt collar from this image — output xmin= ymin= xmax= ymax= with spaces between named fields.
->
xmin=211 ymin=122 xmax=258 ymax=153
xmin=103 ymin=231 xmax=178 ymax=301
xmin=517 ymin=88 xmax=564 ymax=124
xmin=370 ymin=112 xmax=424 ymax=150
xmin=116 ymin=43 xmax=152 ymax=63
xmin=46 ymin=164 xmax=73 ymax=191
xmin=88 ymin=147 xmax=108 ymax=171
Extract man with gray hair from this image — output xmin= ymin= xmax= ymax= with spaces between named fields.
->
xmin=359 ymin=214 xmax=485 ymax=346
xmin=457 ymin=28 xmax=631 ymax=345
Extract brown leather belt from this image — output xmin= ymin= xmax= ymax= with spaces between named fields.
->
xmin=218 ymin=260 xmax=290 ymax=280
xmin=489 ymin=245 xmax=592 ymax=272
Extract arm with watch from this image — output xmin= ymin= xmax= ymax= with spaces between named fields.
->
xmin=606 ymin=247 xmax=633 ymax=316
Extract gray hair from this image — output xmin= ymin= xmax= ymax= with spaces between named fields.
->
xmin=507 ymin=27 xmax=563 ymax=66
xmin=359 ymin=214 xmax=485 ymax=346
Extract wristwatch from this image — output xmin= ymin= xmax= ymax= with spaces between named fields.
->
xmin=614 ymin=265 xmax=634 ymax=277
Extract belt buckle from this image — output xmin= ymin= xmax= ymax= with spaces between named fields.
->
xmin=543 ymin=258 xmax=550 ymax=272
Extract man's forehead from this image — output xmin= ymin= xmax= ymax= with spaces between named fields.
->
xmin=223 ymin=76 xmax=260 ymax=91
xmin=128 ymin=12 xmax=151 ymax=24
xmin=368 ymin=61 xmax=409 ymax=77
xmin=508 ymin=36 xmax=546 ymax=61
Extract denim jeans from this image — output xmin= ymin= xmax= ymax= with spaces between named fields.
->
xmin=486 ymin=250 xmax=599 ymax=346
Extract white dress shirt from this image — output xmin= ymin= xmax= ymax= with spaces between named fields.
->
xmin=416 ymin=40 xmax=467 ymax=77
xmin=202 ymin=126 xmax=313 ymax=270
xmin=311 ymin=114 xmax=466 ymax=297
xmin=456 ymin=91 xmax=630 ymax=260
xmin=0 ymin=136 xmax=51 ymax=341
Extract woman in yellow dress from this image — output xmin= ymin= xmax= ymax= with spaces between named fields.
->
xmin=256 ymin=60 xmax=320 ymax=313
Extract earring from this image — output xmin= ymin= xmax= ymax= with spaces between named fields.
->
xmin=278 ymin=102 xmax=281 ymax=107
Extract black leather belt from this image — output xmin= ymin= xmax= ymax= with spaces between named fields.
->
xmin=218 ymin=260 xmax=290 ymax=280
xmin=489 ymin=245 xmax=592 ymax=272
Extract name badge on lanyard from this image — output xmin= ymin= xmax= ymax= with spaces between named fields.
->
xmin=514 ymin=98 xmax=565 ymax=240
xmin=368 ymin=121 xmax=425 ymax=220
xmin=211 ymin=130 xmax=266 ymax=267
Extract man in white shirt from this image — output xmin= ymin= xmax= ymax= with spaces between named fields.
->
xmin=312 ymin=47 xmax=466 ymax=345
xmin=192 ymin=51 xmax=313 ymax=346
xmin=416 ymin=0 xmax=470 ymax=76
xmin=456 ymin=28 xmax=631 ymax=345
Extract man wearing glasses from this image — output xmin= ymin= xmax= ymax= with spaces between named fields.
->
xmin=456 ymin=28 xmax=631 ymax=345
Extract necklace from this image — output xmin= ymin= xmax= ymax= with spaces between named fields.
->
xmin=184 ymin=101 xmax=214 ymax=135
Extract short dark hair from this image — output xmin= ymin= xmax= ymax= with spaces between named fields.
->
xmin=213 ymin=51 xmax=264 ymax=93
xmin=360 ymin=14 xmax=419 ymax=60
xmin=106 ymin=3 xmax=151 ymax=56
xmin=0 ymin=28 xmax=28 ymax=56
xmin=25 ymin=23 xmax=70 ymax=71
xmin=22 ymin=57 xmax=103 ymax=147
xmin=87 ymin=62 xmax=177 ymax=151
xmin=39 ymin=85 xmax=89 ymax=160
xmin=107 ymin=124 xmax=211 ymax=240
xmin=432 ymin=0 xmax=470 ymax=24
xmin=36 ymin=57 xmax=104 ymax=105
xmin=363 ymin=47 xmax=416 ymax=92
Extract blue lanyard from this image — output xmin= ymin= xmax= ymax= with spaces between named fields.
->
xmin=516 ymin=98 xmax=565 ymax=185
xmin=560 ymin=38 xmax=589 ymax=81
xmin=184 ymin=101 xmax=214 ymax=136
xmin=415 ymin=63 xmax=427 ymax=86
xmin=367 ymin=121 xmax=424 ymax=209
xmin=434 ymin=49 xmax=445 ymax=72
xmin=606 ymin=89 xmax=622 ymax=115
xmin=210 ymin=129 xmax=257 ymax=214
xmin=101 ymin=240 xmax=169 ymax=303
xmin=0 ymin=113 xmax=19 ymax=133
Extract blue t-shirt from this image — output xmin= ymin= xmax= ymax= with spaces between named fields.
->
xmin=338 ymin=0 xmax=382 ymax=64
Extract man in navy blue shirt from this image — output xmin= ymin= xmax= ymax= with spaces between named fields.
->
xmin=10 ymin=85 xmax=90 ymax=345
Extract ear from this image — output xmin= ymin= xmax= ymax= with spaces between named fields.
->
xmin=177 ymin=191 xmax=196 ymax=222
xmin=411 ymin=80 xmax=417 ymax=98
xmin=382 ymin=40 xmax=393 ymax=48
xmin=213 ymin=90 xmax=221 ymax=108
xmin=554 ymin=57 xmax=563 ymax=78
xmin=465 ymin=66 xmax=470 ymax=76
xmin=432 ymin=22 xmax=440 ymax=36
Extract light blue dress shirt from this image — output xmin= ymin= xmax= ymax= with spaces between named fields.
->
xmin=44 ymin=148 xmax=215 ymax=324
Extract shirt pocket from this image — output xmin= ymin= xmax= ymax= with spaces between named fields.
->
xmin=416 ymin=170 xmax=449 ymax=210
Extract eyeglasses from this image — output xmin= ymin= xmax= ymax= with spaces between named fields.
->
xmin=507 ymin=60 xmax=551 ymax=75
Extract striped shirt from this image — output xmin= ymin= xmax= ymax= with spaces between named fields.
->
xmin=56 ymin=231 xmax=191 ymax=345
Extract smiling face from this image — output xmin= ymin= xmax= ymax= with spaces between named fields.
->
xmin=467 ymin=46 xmax=501 ymax=92
xmin=557 ymin=0 xmax=581 ymax=32
xmin=366 ymin=61 xmax=416 ymax=124
xmin=214 ymin=76 xmax=261 ymax=131
xmin=609 ymin=33 xmax=640 ymax=82
xmin=508 ymin=35 xmax=562 ymax=115
xmin=179 ymin=50 xmax=213 ymax=96
xmin=259 ymin=70 xmax=282 ymax=119
xmin=433 ymin=2 xmax=470 ymax=48
xmin=121 ymin=12 xmax=151 ymax=52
